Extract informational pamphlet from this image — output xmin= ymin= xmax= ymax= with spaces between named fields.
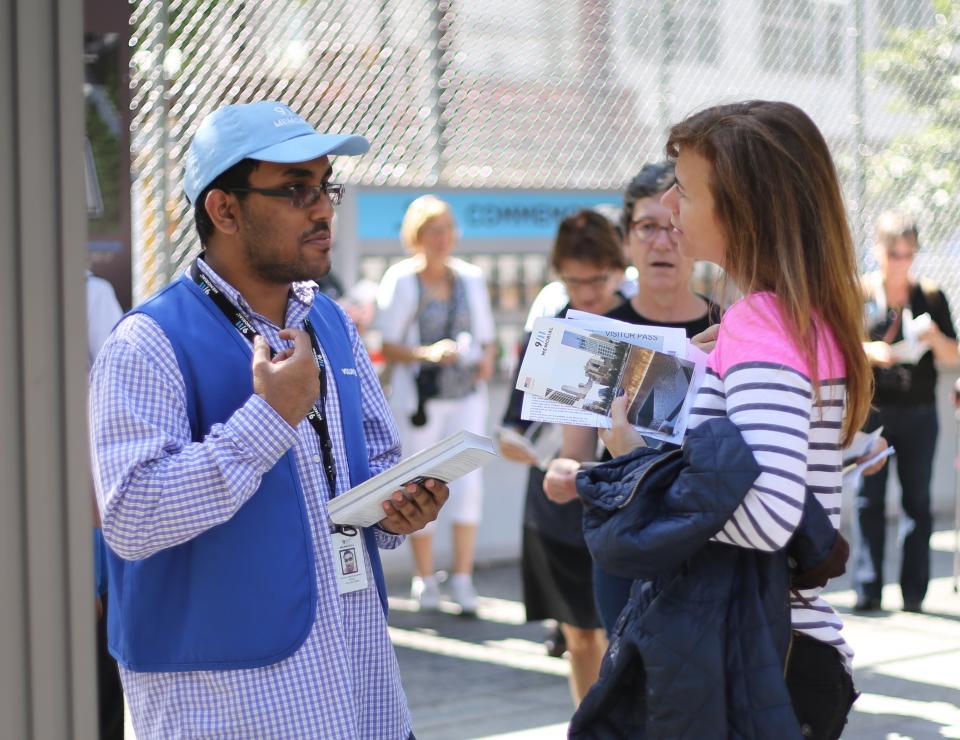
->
xmin=565 ymin=311 xmax=708 ymax=444
xmin=516 ymin=315 xmax=706 ymax=445
xmin=566 ymin=309 xmax=688 ymax=354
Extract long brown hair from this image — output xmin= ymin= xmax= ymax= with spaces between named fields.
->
xmin=666 ymin=101 xmax=870 ymax=445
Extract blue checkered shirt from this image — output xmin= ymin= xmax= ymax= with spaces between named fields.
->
xmin=89 ymin=259 xmax=411 ymax=738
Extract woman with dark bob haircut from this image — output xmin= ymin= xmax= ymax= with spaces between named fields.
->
xmin=572 ymin=101 xmax=872 ymax=739
xmin=500 ymin=209 xmax=626 ymax=707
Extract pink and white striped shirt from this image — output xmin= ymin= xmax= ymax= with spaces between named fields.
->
xmin=688 ymin=292 xmax=852 ymax=668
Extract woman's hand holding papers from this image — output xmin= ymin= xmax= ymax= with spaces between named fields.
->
xmin=691 ymin=323 xmax=720 ymax=354
xmin=858 ymin=436 xmax=890 ymax=477
xmin=379 ymin=478 xmax=450 ymax=535
xmin=500 ymin=440 xmax=540 ymax=466
xmin=863 ymin=340 xmax=895 ymax=368
xmin=543 ymin=458 xmax=582 ymax=504
xmin=497 ymin=430 xmax=541 ymax=466
xmin=418 ymin=338 xmax=460 ymax=365
xmin=599 ymin=395 xmax=648 ymax=459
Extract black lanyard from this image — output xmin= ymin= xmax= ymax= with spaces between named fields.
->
xmin=190 ymin=260 xmax=338 ymax=495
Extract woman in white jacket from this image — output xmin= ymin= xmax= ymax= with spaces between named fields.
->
xmin=376 ymin=195 xmax=497 ymax=613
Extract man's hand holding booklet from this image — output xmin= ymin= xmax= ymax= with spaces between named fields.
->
xmin=515 ymin=313 xmax=708 ymax=445
xmin=329 ymin=430 xmax=499 ymax=527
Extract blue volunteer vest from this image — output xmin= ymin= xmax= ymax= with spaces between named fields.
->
xmin=104 ymin=274 xmax=388 ymax=672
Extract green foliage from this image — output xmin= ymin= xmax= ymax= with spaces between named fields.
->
xmin=86 ymin=99 xmax=122 ymax=237
xmin=867 ymin=0 xmax=960 ymax=242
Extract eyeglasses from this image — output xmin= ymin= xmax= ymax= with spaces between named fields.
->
xmin=630 ymin=219 xmax=674 ymax=243
xmin=419 ymin=219 xmax=457 ymax=238
xmin=559 ymin=273 xmax=611 ymax=290
xmin=226 ymin=182 xmax=345 ymax=208
xmin=885 ymin=250 xmax=915 ymax=262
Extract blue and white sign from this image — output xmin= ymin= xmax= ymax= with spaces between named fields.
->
xmin=357 ymin=190 xmax=621 ymax=241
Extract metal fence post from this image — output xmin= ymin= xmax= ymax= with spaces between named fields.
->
xmin=158 ymin=0 xmax=172 ymax=283
xmin=852 ymin=0 xmax=867 ymax=254
xmin=0 ymin=0 xmax=97 ymax=735
xmin=428 ymin=0 xmax=449 ymax=185
xmin=657 ymin=0 xmax=673 ymax=144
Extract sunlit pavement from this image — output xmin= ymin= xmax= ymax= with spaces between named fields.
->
xmin=390 ymin=524 xmax=960 ymax=740
xmin=120 ymin=525 xmax=960 ymax=738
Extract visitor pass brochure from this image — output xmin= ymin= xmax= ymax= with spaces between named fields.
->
xmin=517 ymin=313 xmax=706 ymax=445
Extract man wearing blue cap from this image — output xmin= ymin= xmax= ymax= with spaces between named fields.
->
xmin=89 ymin=101 xmax=447 ymax=738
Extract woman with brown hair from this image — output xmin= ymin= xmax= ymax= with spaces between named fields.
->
xmin=543 ymin=162 xmax=721 ymax=634
xmin=578 ymin=101 xmax=872 ymax=739
xmin=499 ymin=209 xmax=627 ymax=705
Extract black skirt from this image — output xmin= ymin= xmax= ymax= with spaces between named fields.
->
xmin=522 ymin=526 xmax=602 ymax=629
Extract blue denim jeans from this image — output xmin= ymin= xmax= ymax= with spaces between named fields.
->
xmin=592 ymin=565 xmax=632 ymax=636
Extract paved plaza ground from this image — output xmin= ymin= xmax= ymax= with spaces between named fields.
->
xmin=119 ymin=522 xmax=960 ymax=738
xmin=390 ymin=524 xmax=960 ymax=740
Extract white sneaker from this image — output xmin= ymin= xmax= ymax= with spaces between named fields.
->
xmin=450 ymin=574 xmax=478 ymax=615
xmin=411 ymin=576 xmax=440 ymax=611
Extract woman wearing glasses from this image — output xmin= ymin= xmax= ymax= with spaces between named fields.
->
xmin=855 ymin=210 xmax=959 ymax=613
xmin=500 ymin=209 xmax=628 ymax=706
xmin=375 ymin=195 xmax=497 ymax=615
xmin=543 ymin=162 xmax=721 ymax=633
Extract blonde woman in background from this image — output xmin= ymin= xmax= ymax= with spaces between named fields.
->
xmin=376 ymin=195 xmax=497 ymax=614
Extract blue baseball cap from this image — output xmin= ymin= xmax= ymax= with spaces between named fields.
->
xmin=184 ymin=101 xmax=370 ymax=204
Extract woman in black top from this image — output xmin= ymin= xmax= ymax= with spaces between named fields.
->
xmin=543 ymin=162 xmax=721 ymax=634
xmin=500 ymin=210 xmax=628 ymax=706
xmin=855 ymin=211 xmax=959 ymax=613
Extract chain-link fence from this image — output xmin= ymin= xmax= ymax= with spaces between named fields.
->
xmin=128 ymin=0 xmax=960 ymax=326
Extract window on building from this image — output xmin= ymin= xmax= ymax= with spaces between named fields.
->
xmin=879 ymin=0 xmax=935 ymax=30
xmin=823 ymin=3 xmax=844 ymax=73
xmin=624 ymin=0 xmax=722 ymax=67
xmin=759 ymin=0 xmax=845 ymax=76
xmin=672 ymin=1 xmax=722 ymax=65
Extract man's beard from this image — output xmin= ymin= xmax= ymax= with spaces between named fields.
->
xmin=241 ymin=218 xmax=332 ymax=284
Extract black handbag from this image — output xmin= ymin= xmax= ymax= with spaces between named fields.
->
xmin=410 ymin=365 xmax=441 ymax=426
xmin=410 ymin=272 xmax=458 ymax=427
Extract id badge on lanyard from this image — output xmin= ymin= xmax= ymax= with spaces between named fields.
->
xmin=331 ymin=526 xmax=369 ymax=594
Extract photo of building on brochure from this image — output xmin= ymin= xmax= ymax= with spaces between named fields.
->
xmin=520 ymin=327 xmax=695 ymax=437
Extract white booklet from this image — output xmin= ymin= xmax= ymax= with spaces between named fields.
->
xmin=516 ymin=316 xmax=703 ymax=444
xmin=328 ymin=430 xmax=499 ymax=527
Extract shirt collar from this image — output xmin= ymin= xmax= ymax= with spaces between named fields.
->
xmin=195 ymin=256 xmax=318 ymax=327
